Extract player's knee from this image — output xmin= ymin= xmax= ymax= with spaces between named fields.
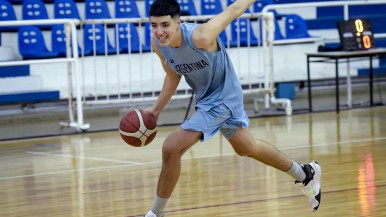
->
xmin=233 ymin=145 xmax=251 ymax=157
xmin=162 ymin=141 xmax=180 ymax=161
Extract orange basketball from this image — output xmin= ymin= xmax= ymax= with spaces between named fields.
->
xmin=119 ymin=109 xmax=157 ymax=147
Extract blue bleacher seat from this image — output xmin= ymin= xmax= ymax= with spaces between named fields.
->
xmin=22 ymin=0 xmax=53 ymax=29
xmin=54 ymin=0 xmax=81 ymax=19
xmin=85 ymin=0 xmax=111 ymax=19
xmin=284 ymin=14 xmax=311 ymax=39
xmin=274 ymin=21 xmax=284 ymax=41
xmin=115 ymin=23 xmax=141 ymax=53
xmin=115 ymin=0 xmax=140 ymax=18
xmin=51 ymin=24 xmax=67 ymax=56
xmin=22 ymin=0 xmax=49 ymax=20
xmin=230 ymin=18 xmax=258 ymax=46
xmin=177 ymin=0 xmax=197 ymax=16
xmin=83 ymin=24 xmax=116 ymax=55
xmin=51 ymin=24 xmax=84 ymax=57
xmin=0 ymin=0 xmax=18 ymax=31
xmin=201 ymin=0 xmax=223 ymax=15
xmin=18 ymin=26 xmax=59 ymax=59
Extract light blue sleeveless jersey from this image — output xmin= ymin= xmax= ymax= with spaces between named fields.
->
xmin=154 ymin=22 xmax=244 ymax=117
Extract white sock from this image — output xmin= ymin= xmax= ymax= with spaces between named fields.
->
xmin=286 ymin=161 xmax=306 ymax=182
xmin=151 ymin=195 xmax=168 ymax=216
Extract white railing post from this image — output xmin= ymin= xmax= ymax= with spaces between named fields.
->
xmin=64 ymin=23 xmax=75 ymax=125
xmin=68 ymin=20 xmax=89 ymax=131
xmin=262 ymin=11 xmax=275 ymax=110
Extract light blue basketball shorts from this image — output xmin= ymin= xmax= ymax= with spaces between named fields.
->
xmin=181 ymin=103 xmax=250 ymax=142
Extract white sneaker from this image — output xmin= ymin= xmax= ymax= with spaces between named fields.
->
xmin=295 ymin=161 xmax=322 ymax=212
xmin=144 ymin=211 xmax=163 ymax=217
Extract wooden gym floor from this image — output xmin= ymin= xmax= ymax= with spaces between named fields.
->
xmin=0 ymin=106 xmax=386 ymax=217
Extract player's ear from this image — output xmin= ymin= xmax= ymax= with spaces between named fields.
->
xmin=176 ymin=18 xmax=181 ymax=30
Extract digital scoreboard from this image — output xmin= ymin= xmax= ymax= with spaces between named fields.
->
xmin=337 ymin=19 xmax=375 ymax=51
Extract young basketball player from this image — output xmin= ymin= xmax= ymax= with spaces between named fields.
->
xmin=144 ymin=0 xmax=321 ymax=216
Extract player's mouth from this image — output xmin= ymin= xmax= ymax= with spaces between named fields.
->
xmin=158 ymin=35 xmax=168 ymax=44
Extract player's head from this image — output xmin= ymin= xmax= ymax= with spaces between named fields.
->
xmin=149 ymin=0 xmax=182 ymax=47
xmin=150 ymin=0 xmax=181 ymax=19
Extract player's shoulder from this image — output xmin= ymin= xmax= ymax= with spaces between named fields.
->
xmin=188 ymin=22 xmax=218 ymax=51
xmin=181 ymin=22 xmax=202 ymax=46
xmin=181 ymin=22 xmax=200 ymax=33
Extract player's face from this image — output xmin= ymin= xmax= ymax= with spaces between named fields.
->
xmin=150 ymin=15 xmax=181 ymax=47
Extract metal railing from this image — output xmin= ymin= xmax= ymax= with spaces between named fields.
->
xmin=77 ymin=13 xmax=278 ymax=110
xmin=0 ymin=19 xmax=90 ymax=131
xmin=0 ymin=13 xmax=281 ymax=131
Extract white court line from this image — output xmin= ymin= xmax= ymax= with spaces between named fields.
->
xmin=1 ymin=136 xmax=386 ymax=180
xmin=279 ymin=136 xmax=386 ymax=151
xmin=0 ymin=161 xmax=161 ymax=180
xmin=27 ymin=151 xmax=141 ymax=164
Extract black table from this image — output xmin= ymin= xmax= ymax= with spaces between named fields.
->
xmin=306 ymin=48 xmax=386 ymax=113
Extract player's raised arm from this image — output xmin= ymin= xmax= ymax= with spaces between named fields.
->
xmin=193 ymin=0 xmax=256 ymax=50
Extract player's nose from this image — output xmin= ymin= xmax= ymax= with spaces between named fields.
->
xmin=153 ymin=27 xmax=163 ymax=35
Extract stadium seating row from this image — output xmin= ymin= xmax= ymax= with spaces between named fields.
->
xmin=1 ymin=0 xmax=315 ymax=59
xmin=0 ymin=0 xmax=275 ymax=24
xmin=3 ymin=0 xmax=97 ymax=3
xmin=16 ymin=11 xmax=313 ymax=60
xmin=18 ymin=23 xmax=150 ymax=59
xmin=17 ymin=21 xmax=256 ymax=59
